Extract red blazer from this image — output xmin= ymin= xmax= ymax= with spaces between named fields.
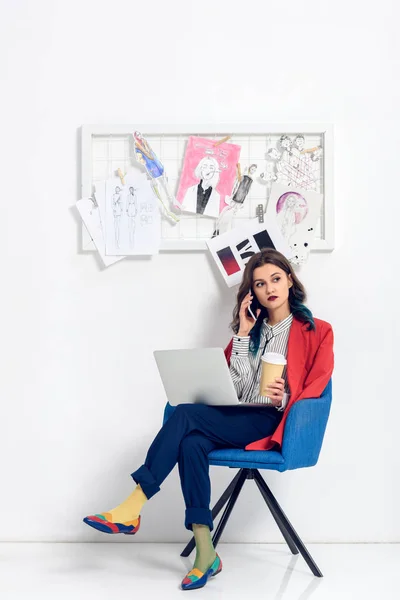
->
xmin=224 ymin=317 xmax=334 ymax=451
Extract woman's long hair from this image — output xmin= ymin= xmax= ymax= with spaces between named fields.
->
xmin=230 ymin=249 xmax=315 ymax=354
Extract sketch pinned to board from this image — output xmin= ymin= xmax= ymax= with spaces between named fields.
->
xmin=95 ymin=172 xmax=161 ymax=256
xmin=126 ymin=186 xmax=138 ymax=248
xmin=132 ymin=131 xmax=180 ymax=225
xmin=261 ymin=134 xmax=323 ymax=191
xmin=177 ymin=136 xmax=241 ymax=218
xmin=206 ymin=216 xmax=292 ymax=288
xmin=212 ymin=164 xmax=257 ymax=237
xmin=266 ymin=183 xmax=323 ymax=265
xmin=76 ymin=197 xmax=124 ymax=267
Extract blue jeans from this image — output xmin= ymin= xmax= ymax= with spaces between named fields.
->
xmin=131 ymin=403 xmax=282 ymax=531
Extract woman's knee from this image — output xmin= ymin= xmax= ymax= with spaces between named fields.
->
xmin=180 ymin=432 xmax=213 ymax=457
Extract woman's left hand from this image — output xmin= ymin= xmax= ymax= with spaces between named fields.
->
xmin=264 ymin=378 xmax=285 ymax=407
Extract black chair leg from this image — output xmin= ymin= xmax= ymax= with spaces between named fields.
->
xmin=254 ymin=474 xmax=299 ymax=555
xmin=180 ymin=469 xmax=245 ymax=557
xmin=253 ymin=470 xmax=323 ymax=577
xmin=212 ymin=469 xmax=248 ymax=548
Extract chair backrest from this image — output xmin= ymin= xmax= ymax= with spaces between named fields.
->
xmin=281 ymin=379 xmax=332 ymax=470
xmin=163 ymin=402 xmax=175 ymax=424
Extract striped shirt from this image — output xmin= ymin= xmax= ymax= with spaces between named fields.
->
xmin=229 ymin=313 xmax=293 ymax=410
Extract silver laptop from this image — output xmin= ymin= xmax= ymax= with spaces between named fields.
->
xmin=154 ymin=348 xmax=244 ymax=406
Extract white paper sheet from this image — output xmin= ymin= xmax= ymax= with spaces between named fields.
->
xmin=103 ymin=173 xmax=161 ymax=256
xmin=76 ymin=197 xmax=124 ymax=267
xmin=206 ymin=217 xmax=292 ymax=288
xmin=266 ymin=183 xmax=323 ymax=265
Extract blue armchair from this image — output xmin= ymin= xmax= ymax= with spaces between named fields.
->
xmin=163 ymin=379 xmax=332 ymax=577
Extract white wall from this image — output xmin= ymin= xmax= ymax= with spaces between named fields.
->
xmin=1 ymin=0 xmax=399 ymax=543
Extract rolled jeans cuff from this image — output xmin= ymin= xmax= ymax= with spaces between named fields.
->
xmin=130 ymin=465 xmax=160 ymax=500
xmin=185 ymin=507 xmax=214 ymax=532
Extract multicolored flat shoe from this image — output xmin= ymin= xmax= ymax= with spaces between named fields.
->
xmin=83 ymin=513 xmax=141 ymax=535
xmin=181 ymin=554 xmax=222 ymax=591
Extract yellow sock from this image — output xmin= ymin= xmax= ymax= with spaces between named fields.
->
xmin=105 ymin=485 xmax=147 ymax=523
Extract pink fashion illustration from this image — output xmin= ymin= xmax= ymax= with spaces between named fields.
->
xmin=177 ymin=136 xmax=241 ymax=219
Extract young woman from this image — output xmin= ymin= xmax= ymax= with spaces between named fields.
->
xmin=83 ymin=248 xmax=334 ymax=591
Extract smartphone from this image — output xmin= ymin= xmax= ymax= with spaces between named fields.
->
xmin=247 ymin=288 xmax=258 ymax=321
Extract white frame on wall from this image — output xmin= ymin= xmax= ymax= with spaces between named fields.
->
xmin=81 ymin=124 xmax=334 ymax=252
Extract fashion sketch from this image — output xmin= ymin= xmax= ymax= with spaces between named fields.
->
xmin=212 ymin=164 xmax=257 ymax=237
xmin=105 ymin=175 xmax=161 ymax=256
xmin=182 ymin=156 xmax=221 ymax=218
xmin=126 ymin=187 xmax=138 ymax=248
xmin=276 ymin=192 xmax=307 ymax=244
xmin=112 ymin=186 xmax=123 ymax=248
xmin=176 ymin=136 xmax=241 ymax=218
xmin=266 ymin=183 xmax=322 ymax=265
xmin=264 ymin=135 xmax=320 ymax=191
xmin=132 ymin=131 xmax=180 ymax=224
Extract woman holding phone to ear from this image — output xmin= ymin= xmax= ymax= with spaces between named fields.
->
xmin=83 ymin=248 xmax=333 ymax=591
xmin=225 ymin=248 xmax=334 ymax=449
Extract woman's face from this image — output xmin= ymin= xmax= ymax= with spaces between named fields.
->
xmin=287 ymin=195 xmax=297 ymax=208
xmin=251 ymin=263 xmax=292 ymax=312
xmin=200 ymin=159 xmax=216 ymax=181
xmin=282 ymin=138 xmax=291 ymax=149
xmin=295 ymin=137 xmax=305 ymax=150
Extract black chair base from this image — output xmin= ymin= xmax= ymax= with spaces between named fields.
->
xmin=180 ymin=468 xmax=323 ymax=578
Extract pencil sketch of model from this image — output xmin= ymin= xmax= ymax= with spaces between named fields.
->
xmin=112 ymin=186 xmax=123 ymax=248
xmin=279 ymin=194 xmax=303 ymax=243
xmin=126 ymin=187 xmax=138 ymax=248
xmin=212 ymin=164 xmax=257 ymax=237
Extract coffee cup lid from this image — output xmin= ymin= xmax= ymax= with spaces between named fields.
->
xmin=261 ymin=351 xmax=287 ymax=365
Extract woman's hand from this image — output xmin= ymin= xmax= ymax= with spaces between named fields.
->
xmin=264 ymin=377 xmax=285 ymax=407
xmin=238 ymin=292 xmax=261 ymax=337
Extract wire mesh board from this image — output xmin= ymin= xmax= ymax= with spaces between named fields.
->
xmin=81 ymin=124 xmax=333 ymax=252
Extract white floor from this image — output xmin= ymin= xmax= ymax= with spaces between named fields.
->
xmin=0 ymin=542 xmax=398 ymax=599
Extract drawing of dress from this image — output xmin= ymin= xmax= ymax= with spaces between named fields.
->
xmin=126 ymin=190 xmax=138 ymax=248
xmin=277 ymin=195 xmax=305 ymax=243
xmin=133 ymin=132 xmax=164 ymax=179
xmin=232 ymin=175 xmax=253 ymax=204
xmin=133 ymin=131 xmax=179 ymax=224
xmin=135 ymin=150 xmax=164 ymax=179
xmin=280 ymin=205 xmax=297 ymax=241
xmin=112 ymin=190 xmax=123 ymax=248
xmin=213 ymin=165 xmax=257 ymax=236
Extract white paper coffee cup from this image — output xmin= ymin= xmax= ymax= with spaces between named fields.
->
xmin=259 ymin=352 xmax=287 ymax=397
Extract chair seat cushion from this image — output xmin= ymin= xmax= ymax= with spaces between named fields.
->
xmin=208 ymin=448 xmax=285 ymax=468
